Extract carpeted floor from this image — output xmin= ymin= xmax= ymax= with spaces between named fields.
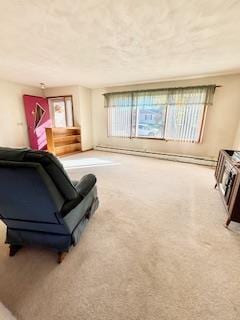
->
xmin=0 ymin=151 xmax=240 ymax=320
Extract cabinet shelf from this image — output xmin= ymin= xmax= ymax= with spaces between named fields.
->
xmin=46 ymin=127 xmax=81 ymax=156
xmin=53 ymin=134 xmax=80 ymax=141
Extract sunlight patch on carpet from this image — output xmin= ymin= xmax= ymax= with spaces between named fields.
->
xmin=61 ymin=157 xmax=120 ymax=169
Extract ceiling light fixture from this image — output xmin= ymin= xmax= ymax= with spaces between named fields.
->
xmin=40 ymin=82 xmax=46 ymax=90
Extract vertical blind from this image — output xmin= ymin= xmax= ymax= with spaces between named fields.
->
xmin=107 ymin=93 xmax=133 ymax=137
xmin=105 ymin=85 xmax=216 ymax=143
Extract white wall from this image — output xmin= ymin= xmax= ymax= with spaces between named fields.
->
xmin=233 ymin=120 xmax=240 ymax=150
xmin=79 ymin=86 xmax=92 ymax=150
xmin=0 ymin=79 xmax=42 ymax=147
xmin=1 ymin=74 xmax=240 ymax=157
xmin=91 ymin=74 xmax=240 ymax=160
xmin=44 ymin=85 xmax=92 ymax=151
xmin=0 ymin=81 xmax=93 ymax=151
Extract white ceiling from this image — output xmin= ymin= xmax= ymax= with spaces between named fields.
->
xmin=0 ymin=0 xmax=240 ymax=88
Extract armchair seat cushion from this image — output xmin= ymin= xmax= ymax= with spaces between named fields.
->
xmin=72 ymin=180 xmax=79 ymax=188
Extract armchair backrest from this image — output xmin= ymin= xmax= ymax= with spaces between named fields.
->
xmin=0 ymin=148 xmax=77 ymax=225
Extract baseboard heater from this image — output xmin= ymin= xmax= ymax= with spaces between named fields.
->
xmin=95 ymin=145 xmax=217 ymax=167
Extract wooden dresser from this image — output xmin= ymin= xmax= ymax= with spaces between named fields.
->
xmin=46 ymin=127 xmax=81 ymax=156
xmin=215 ymin=150 xmax=240 ymax=226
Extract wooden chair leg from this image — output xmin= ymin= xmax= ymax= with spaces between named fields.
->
xmin=57 ymin=251 xmax=67 ymax=264
xmin=9 ymin=245 xmax=22 ymax=257
xmin=225 ymin=217 xmax=231 ymax=228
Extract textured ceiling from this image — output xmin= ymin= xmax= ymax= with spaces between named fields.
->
xmin=0 ymin=0 xmax=240 ymax=88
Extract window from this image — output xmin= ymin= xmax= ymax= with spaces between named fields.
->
xmin=48 ymin=96 xmax=74 ymax=128
xmin=105 ymin=86 xmax=215 ymax=143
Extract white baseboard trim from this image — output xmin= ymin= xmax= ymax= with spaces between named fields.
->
xmin=94 ymin=145 xmax=217 ymax=167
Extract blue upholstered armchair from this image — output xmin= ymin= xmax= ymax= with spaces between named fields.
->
xmin=0 ymin=147 xmax=99 ymax=263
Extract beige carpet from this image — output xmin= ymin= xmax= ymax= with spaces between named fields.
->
xmin=0 ymin=151 xmax=240 ymax=320
xmin=0 ymin=302 xmax=16 ymax=320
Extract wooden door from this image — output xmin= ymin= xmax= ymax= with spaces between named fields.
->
xmin=23 ymin=95 xmax=52 ymax=150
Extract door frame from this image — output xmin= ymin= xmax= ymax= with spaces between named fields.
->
xmin=47 ymin=95 xmax=74 ymax=128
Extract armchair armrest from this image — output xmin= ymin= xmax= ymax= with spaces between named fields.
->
xmin=75 ymin=174 xmax=97 ymax=197
xmin=61 ymin=174 xmax=97 ymax=217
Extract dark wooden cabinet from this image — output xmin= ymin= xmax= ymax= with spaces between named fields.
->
xmin=215 ymin=150 xmax=240 ymax=226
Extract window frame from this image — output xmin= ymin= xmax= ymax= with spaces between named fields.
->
xmin=105 ymin=85 xmax=215 ymax=143
xmin=47 ymin=95 xmax=74 ymax=128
